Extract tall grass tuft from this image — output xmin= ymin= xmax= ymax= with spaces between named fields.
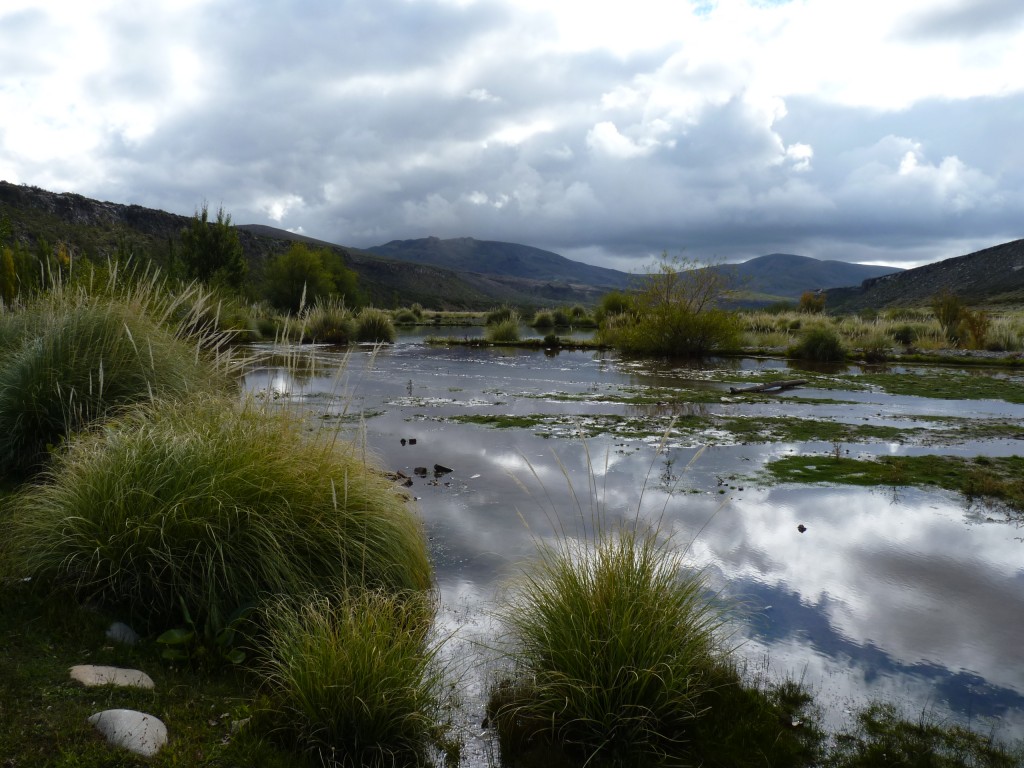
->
xmin=355 ymin=307 xmax=396 ymax=343
xmin=303 ymin=298 xmax=355 ymax=343
xmin=0 ymin=281 xmax=229 ymax=477
xmin=485 ymin=315 xmax=521 ymax=342
xmin=788 ymin=325 xmax=847 ymax=362
xmin=256 ymin=590 xmax=453 ymax=767
xmin=489 ymin=523 xmax=730 ymax=765
xmin=3 ymin=395 xmax=432 ymax=632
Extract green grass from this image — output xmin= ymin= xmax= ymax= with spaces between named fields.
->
xmin=302 ymin=298 xmax=355 ymax=343
xmin=828 ymin=702 xmax=1023 ymax=768
xmin=0 ymin=581 xmax=302 ymax=768
xmin=485 ymin=316 xmax=521 ymax=343
xmin=255 ymin=590 xmax=455 ymax=767
xmin=488 ymin=523 xmax=819 ymax=766
xmin=0 ymin=282 xmax=229 ymax=478
xmin=3 ymin=395 xmax=432 ymax=635
xmin=788 ymin=326 xmax=847 ymax=362
xmin=355 ymin=307 xmax=397 ymax=343
xmin=762 ymin=454 xmax=1024 ymax=513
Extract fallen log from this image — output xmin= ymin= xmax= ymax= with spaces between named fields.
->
xmin=729 ymin=379 xmax=807 ymax=394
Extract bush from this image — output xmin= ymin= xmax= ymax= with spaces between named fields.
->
xmin=531 ymin=310 xmax=554 ymax=329
xmin=595 ymin=291 xmax=633 ymax=323
xmin=0 ymin=285 xmax=227 ymax=478
xmin=3 ymin=396 xmax=432 ymax=632
xmin=932 ymin=291 xmax=965 ymax=343
xmin=799 ymin=290 xmax=826 ymax=314
xmin=599 ymin=304 xmax=742 ymax=357
xmin=486 ymin=315 xmax=521 ymax=343
xmin=892 ymin=324 xmax=918 ymax=346
xmin=393 ymin=308 xmax=419 ymax=325
xmin=789 ymin=326 xmax=846 ymax=362
xmin=256 ymin=590 xmax=452 ymax=767
xmin=485 ymin=305 xmax=517 ymax=326
xmin=355 ymin=307 xmax=396 ymax=343
xmin=303 ymin=298 xmax=355 ymax=344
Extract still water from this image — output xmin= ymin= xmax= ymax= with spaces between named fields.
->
xmin=244 ymin=334 xmax=1024 ymax=760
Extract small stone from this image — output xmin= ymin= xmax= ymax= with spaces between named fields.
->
xmin=106 ymin=622 xmax=140 ymax=646
xmin=88 ymin=709 xmax=168 ymax=757
xmin=70 ymin=665 xmax=155 ymax=690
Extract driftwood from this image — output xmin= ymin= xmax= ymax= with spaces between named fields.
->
xmin=729 ymin=379 xmax=807 ymax=394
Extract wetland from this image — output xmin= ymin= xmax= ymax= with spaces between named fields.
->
xmin=244 ymin=329 xmax=1024 ymax=763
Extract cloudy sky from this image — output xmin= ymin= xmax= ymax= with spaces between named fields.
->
xmin=2 ymin=0 xmax=1023 ymax=271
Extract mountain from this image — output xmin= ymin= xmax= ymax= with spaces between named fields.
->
xmin=366 ymin=236 xmax=633 ymax=290
xmin=826 ymin=238 xmax=1024 ymax=311
xmin=721 ymin=253 xmax=901 ymax=304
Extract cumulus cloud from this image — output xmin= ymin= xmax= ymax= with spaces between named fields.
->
xmin=1 ymin=0 xmax=1022 ymax=269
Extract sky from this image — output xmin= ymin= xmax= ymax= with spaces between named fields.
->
xmin=2 ymin=0 xmax=1023 ymax=272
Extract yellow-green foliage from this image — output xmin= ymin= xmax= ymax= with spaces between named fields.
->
xmin=3 ymin=395 xmax=432 ymax=632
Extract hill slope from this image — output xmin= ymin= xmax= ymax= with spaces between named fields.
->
xmin=726 ymin=253 xmax=900 ymax=301
xmin=827 ymin=239 xmax=1024 ymax=310
xmin=366 ymin=236 xmax=633 ymax=290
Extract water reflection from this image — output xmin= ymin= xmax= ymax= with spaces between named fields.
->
xmin=243 ymin=343 xmax=1024 ymax=752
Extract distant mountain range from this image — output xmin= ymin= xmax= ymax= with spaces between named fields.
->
xmin=2 ymin=181 xmax=1021 ymax=311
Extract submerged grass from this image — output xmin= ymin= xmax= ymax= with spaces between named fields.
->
xmin=3 ymin=394 xmax=432 ymax=633
xmin=255 ymin=590 xmax=454 ymax=767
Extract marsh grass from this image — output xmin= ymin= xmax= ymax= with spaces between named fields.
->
xmin=303 ymin=298 xmax=355 ymax=343
xmin=255 ymin=590 xmax=454 ymax=767
xmin=3 ymin=394 xmax=432 ymax=633
xmin=828 ymin=702 xmax=1023 ymax=768
xmin=0 ymin=276 xmax=232 ymax=477
xmin=788 ymin=325 xmax=847 ymax=363
xmin=356 ymin=307 xmax=397 ymax=343
xmin=487 ymin=445 xmax=819 ymax=766
xmin=486 ymin=315 xmax=521 ymax=342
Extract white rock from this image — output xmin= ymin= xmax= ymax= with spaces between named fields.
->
xmin=69 ymin=664 xmax=155 ymax=689
xmin=87 ymin=709 xmax=168 ymax=757
xmin=105 ymin=621 xmax=141 ymax=646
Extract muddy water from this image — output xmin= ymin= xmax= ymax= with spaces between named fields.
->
xmin=244 ymin=338 xmax=1024 ymax=760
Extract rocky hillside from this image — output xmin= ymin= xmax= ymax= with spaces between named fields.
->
xmin=827 ymin=239 xmax=1024 ymax=310
xmin=725 ymin=253 xmax=900 ymax=302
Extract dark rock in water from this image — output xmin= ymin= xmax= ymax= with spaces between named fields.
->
xmin=408 ymin=438 xmax=417 ymax=445
xmin=433 ymin=464 xmax=453 ymax=474
xmin=414 ymin=467 xmax=428 ymax=476
xmin=400 ymin=438 xmax=407 ymax=446
xmin=797 ymin=524 xmax=807 ymax=533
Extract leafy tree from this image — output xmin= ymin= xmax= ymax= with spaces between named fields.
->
xmin=180 ymin=203 xmax=247 ymax=289
xmin=799 ymin=290 xmax=826 ymax=314
xmin=263 ymin=243 xmax=336 ymax=313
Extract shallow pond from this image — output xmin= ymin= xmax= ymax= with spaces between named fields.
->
xmin=244 ymin=338 xmax=1024 ymax=762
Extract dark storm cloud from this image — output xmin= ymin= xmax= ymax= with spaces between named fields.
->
xmin=2 ymin=1 xmax=1023 ymax=269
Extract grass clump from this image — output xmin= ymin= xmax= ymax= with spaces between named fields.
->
xmin=355 ymin=307 xmax=396 ymax=343
xmin=486 ymin=314 xmax=521 ymax=343
xmin=3 ymin=395 xmax=432 ymax=634
xmin=488 ymin=523 xmax=816 ymax=766
xmin=393 ymin=308 xmax=419 ymax=325
xmin=788 ymin=326 xmax=847 ymax=363
xmin=0 ymin=283 xmax=228 ymax=478
xmin=303 ymin=298 xmax=355 ymax=344
xmin=531 ymin=310 xmax=555 ymax=329
xmin=485 ymin=304 xmax=518 ymax=325
xmin=828 ymin=702 xmax=1023 ymax=768
xmin=256 ymin=590 xmax=453 ymax=767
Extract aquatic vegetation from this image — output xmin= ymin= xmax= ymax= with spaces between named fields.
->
xmin=303 ymin=298 xmax=355 ymax=343
xmin=486 ymin=315 xmax=521 ymax=342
